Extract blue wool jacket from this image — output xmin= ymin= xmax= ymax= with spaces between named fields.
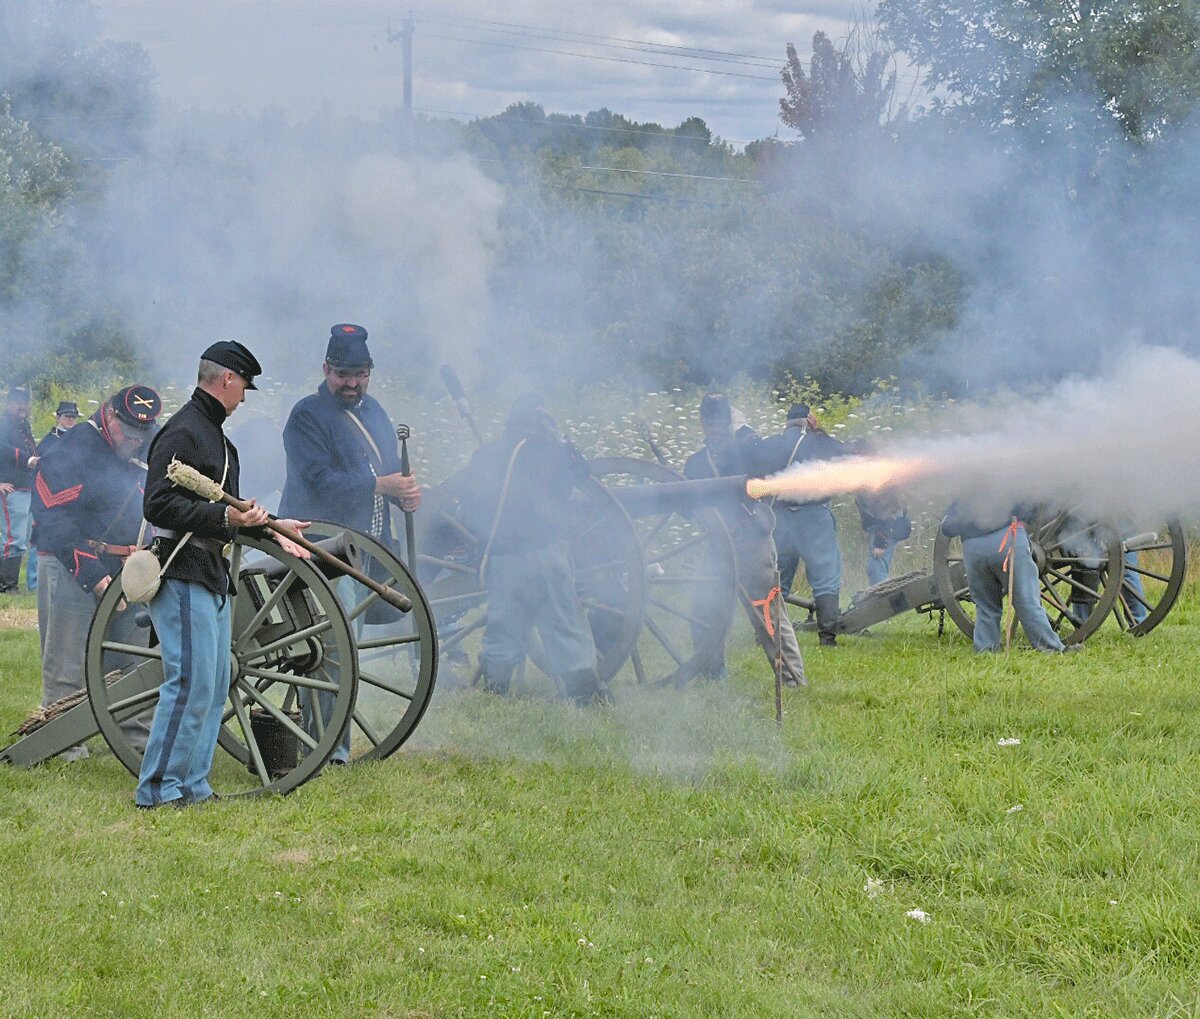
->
xmin=279 ymin=384 xmax=402 ymax=534
xmin=33 ymin=414 xmax=147 ymax=592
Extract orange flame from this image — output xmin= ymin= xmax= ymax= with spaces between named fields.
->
xmin=745 ymin=455 xmax=934 ymax=502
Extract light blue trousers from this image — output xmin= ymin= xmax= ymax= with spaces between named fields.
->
xmin=136 ymin=579 xmax=232 ymax=806
xmin=866 ymin=541 xmax=897 ymax=586
xmin=774 ymin=504 xmax=842 ymax=597
xmin=2 ymin=488 xmax=31 ymax=559
xmin=963 ymin=527 xmax=1064 ymax=653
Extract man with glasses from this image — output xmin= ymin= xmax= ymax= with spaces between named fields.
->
xmin=32 ymin=386 xmax=162 ymax=761
xmin=279 ymin=324 xmax=421 ymax=762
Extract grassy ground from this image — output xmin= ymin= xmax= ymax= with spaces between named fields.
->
xmin=4 ymin=582 xmax=1200 ymax=1019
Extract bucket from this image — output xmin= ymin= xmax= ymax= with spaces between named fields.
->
xmin=248 ymin=707 xmax=301 ymax=778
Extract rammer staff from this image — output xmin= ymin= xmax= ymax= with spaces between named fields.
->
xmin=166 ymin=458 xmax=413 ymax=613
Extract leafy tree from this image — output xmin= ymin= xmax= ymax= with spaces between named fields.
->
xmin=780 ymin=27 xmax=901 ymax=140
xmin=878 ymin=0 xmax=1200 ymax=142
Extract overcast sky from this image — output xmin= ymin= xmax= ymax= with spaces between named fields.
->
xmin=93 ymin=0 xmax=886 ymax=145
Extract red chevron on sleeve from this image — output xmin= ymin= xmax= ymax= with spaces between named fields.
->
xmin=72 ymin=548 xmax=98 ymax=577
xmin=36 ymin=472 xmax=83 ymax=508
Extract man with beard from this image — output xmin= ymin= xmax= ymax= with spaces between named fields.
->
xmin=32 ymin=386 xmax=161 ymax=761
xmin=683 ymin=394 xmax=807 ymax=687
xmin=279 ymin=324 xmax=421 ymax=760
xmin=0 ymin=386 xmax=37 ymax=593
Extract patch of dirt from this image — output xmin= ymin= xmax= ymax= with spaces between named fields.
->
xmin=0 ymin=603 xmax=37 ymax=631
xmin=273 ymin=848 xmax=312 ymax=866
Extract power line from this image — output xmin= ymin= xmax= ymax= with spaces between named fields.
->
xmin=421 ymin=33 xmax=781 ymax=82
xmin=415 ymin=15 xmax=782 ymax=69
xmin=414 ymin=10 xmax=785 ymax=64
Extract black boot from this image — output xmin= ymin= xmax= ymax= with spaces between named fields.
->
xmin=480 ymin=663 xmax=515 ymax=696
xmin=815 ymin=593 xmax=841 ymax=647
xmin=562 ymin=669 xmax=612 ymax=706
xmin=0 ymin=556 xmax=20 ymax=594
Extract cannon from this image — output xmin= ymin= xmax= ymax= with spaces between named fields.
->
xmin=1 ymin=525 xmax=438 ymax=794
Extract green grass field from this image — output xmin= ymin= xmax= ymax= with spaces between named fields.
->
xmin=4 ymin=583 xmax=1200 ymax=1019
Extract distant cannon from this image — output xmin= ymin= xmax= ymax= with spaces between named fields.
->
xmin=2 ymin=527 xmax=438 ymax=790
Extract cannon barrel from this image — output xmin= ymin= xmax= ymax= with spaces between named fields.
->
xmin=609 ymin=474 xmax=752 ymax=518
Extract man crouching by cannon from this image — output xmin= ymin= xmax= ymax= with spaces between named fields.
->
xmin=457 ymin=394 xmax=611 ymax=706
xmin=684 ymin=394 xmax=807 ymax=687
xmin=135 ymin=342 xmax=311 ymax=809
xmin=31 ymin=385 xmax=163 ymax=762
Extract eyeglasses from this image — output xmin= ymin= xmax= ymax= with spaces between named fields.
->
xmin=330 ymin=367 xmax=371 ymax=382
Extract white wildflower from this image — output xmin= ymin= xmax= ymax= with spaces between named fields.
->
xmin=997 ymin=737 xmax=1021 ymax=747
xmin=905 ymin=908 xmax=931 ymax=924
xmin=1006 ymin=804 xmax=1024 ymax=815
xmin=864 ymin=877 xmax=885 ymax=899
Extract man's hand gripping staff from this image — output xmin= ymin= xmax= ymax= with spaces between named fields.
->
xmin=166 ymin=458 xmax=413 ymax=612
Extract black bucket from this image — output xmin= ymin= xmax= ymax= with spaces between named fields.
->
xmin=248 ymin=708 xmax=301 ymax=778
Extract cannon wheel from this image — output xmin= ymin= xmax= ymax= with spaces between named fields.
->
xmin=302 ymin=522 xmax=438 ymax=761
xmin=589 ymin=457 xmax=737 ymax=686
xmin=932 ymin=514 xmax=1125 ymax=646
xmin=1112 ymin=520 xmax=1187 ymax=637
xmin=87 ymin=534 xmax=357 ymax=797
xmin=418 ymin=475 xmax=645 ymax=696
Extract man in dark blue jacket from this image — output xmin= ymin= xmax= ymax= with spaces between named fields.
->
xmin=33 ymin=386 xmax=161 ymax=761
xmin=760 ymin=403 xmax=848 ymax=646
xmin=279 ymin=324 xmax=420 ymax=538
xmin=26 ymin=400 xmax=80 ymax=592
xmin=279 ymin=324 xmax=421 ymax=758
xmin=683 ymin=394 xmax=807 ymax=686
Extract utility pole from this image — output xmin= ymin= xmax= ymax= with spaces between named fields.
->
xmin=387 ymin=13 xmax=415 ymax=127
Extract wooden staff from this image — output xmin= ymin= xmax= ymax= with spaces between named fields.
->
xmin=166 ymin=458 xmax=412 ymax=613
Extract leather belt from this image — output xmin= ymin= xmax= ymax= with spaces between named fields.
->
xmin=87 ymin=540 xmax=138 ymax=558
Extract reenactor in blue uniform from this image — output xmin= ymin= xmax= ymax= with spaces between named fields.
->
xmin=32 ymin=387 xmax=160 ymax=761
xmin=761 ymin=403 xmax=848 ymax=646
xmin=941 ymin=501 xmax=1071 ymax=653
xmin=279 ymin=324 xmax=421 ymax=759
xmin=26 ymin=400 xmax=80 ymax=592
xmin=856 ymin=489 xmax=912 ymax=586
xmin=135 ymin=341 xmax=309 ymax=809
xmin=683 ymin=394 xmax=807 ymax=686
xmin=0 ymin=386 xmax=37 ymax=593
xmin=457 ymin=394 xmax=609 ymax=704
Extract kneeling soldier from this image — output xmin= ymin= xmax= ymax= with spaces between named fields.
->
xmin=32 ymin=385 xmax=162 ymax=761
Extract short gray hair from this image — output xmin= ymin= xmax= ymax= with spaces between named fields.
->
xmin=197 ymin=359 xmax=227 ymax=385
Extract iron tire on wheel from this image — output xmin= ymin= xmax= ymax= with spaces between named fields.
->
xmin=1115 ymin=519 xmax=1187 ymax=638
xmin=86 ymin=534 xmax=358 ymax=797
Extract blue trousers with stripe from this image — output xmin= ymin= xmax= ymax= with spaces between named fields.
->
xmin=136 ymin=579 xmax=232 ymax=806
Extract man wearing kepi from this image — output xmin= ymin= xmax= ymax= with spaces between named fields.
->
xmin=279 ymin=323 xmax=421 ymax=760
xmin=136 ymin=341 xmax=309 ymax=809
xmin=32 ymin=386 xmax=161 ymax=762
xmin=684 ymin=394 xmax=807 ymax=686
xmin=761 ymin=403 xmax=847 ymax=647
xmin=0 ymin=386 xmax=38 ymax=593
xmin=26 ymin=400 xmax=81 ymax=592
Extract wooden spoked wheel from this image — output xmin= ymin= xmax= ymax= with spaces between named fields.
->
xmin=589 ymin=457 xmax=738 ymax=686
xmin=87 ymin=534 xmax=357 ymax=796
xmin=302 ymin=522 xmax=438 ymax=761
